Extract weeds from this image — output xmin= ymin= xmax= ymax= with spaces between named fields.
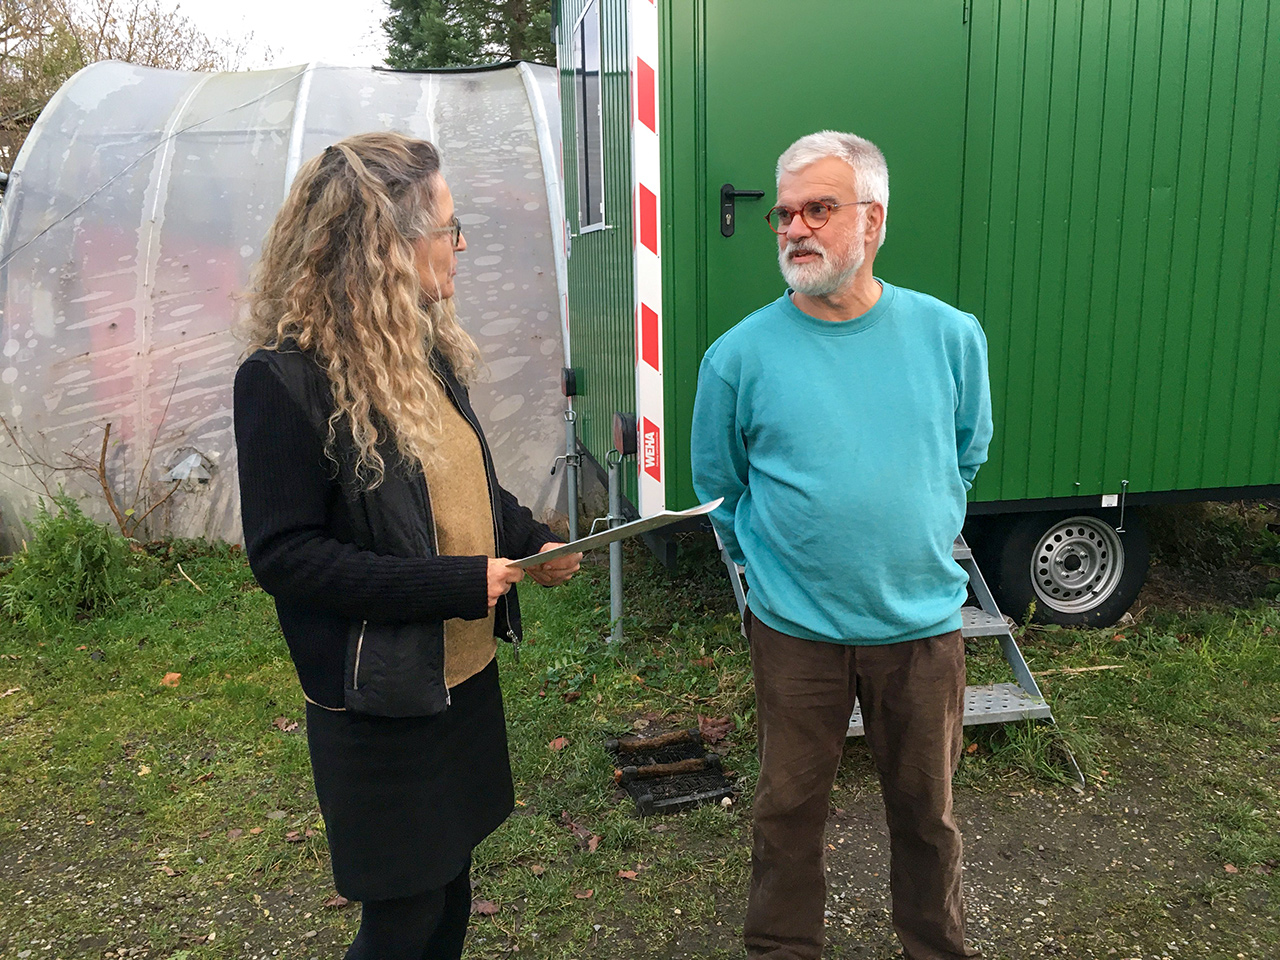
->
xmin=0 ymin=516 xmax=1278 ymax=957
xmin=0 ymin=493 xmax=149 ymax=630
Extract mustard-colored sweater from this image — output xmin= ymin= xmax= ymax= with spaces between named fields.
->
xmin=423 ymin=400 xmax=497 ymax=688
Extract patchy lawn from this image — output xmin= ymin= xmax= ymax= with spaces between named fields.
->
xmin=0 ymin=505 xmax=1277 ymax=960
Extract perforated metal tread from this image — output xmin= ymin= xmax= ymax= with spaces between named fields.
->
xmin=960 ymin=605 xmax=1010 ymax=637
xmin=847 ymin=683 xmax=1051 ymax=737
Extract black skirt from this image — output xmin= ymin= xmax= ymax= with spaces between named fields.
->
xmin=304 ymin=658 xmax=514 ymax=901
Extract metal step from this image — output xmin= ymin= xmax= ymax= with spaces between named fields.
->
xmin=961 ymin=605 xmax=1010 ymax=637
xmin=847 ymin=682 xmax=1052 ymax=737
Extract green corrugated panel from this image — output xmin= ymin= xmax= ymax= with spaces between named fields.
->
xmin=961 ymin=0 xmax=1280 ymax=502
xmin=560 ymin=0 xmax=1279 ymax=514
xmin=657 ymin=0 xmax=705 ymax=513
xmin=661 ymin=0 xmax=971 ymax=511
xmin=559 ymin=0 xmax=638 ymax=503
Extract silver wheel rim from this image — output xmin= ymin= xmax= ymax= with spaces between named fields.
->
xmin=1030 ymin=516 xmax=1125 ymax=614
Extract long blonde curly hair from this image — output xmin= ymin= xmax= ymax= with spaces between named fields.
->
xmin=242 ymin=132 xmax=481 ymax=488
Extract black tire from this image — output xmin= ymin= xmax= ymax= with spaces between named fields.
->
xmin=978 ymin=510 xmax=1149 ymax=628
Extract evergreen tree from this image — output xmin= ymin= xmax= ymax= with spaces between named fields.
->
xmin=383 ymin=0 xmax=553 ymax=69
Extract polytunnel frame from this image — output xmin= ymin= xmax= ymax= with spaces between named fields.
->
xmin=0 ymin=60 xmax=572 ymax=547
xmin=361 ymin=61 xmax=573 ymax=373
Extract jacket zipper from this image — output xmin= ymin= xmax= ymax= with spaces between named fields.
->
xmin=352 ymin=620 xmax=367 ymax=690
xmin=418 ymin=471 xmax=451 ymax=706
xmin=440 ymin=374 xmax=518 ymax=663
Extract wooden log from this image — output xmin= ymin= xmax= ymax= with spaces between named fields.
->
xmin=608 ymin=728 xmax=699 ymax=754
xmin=615 ymin=756 xmax=716 ymax=783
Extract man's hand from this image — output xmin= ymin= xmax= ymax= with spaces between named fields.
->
xmin=525 ymin=542 xmax=582 ymax=587
xmin=487 ymin=558 xmax=525 ymax=607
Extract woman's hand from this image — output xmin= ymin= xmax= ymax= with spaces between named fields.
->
xmin=487 ymin=558 xmax=526 ymax=607
xmin=526 ymin=543 xmax=582 ymax=587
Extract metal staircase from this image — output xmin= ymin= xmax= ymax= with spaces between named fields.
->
xmin=719 ymin=533 xmax=1083 ymax=784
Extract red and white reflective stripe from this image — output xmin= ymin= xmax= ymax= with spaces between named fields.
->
xmin=631 ymin=0 xmax=664 ymax=514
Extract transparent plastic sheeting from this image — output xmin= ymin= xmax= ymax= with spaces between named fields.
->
xmin=0 ymin=61 xmax=569 ymax=548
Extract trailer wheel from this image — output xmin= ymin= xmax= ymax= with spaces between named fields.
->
xmin=981 ymin=510 xmax=1149 ymax=627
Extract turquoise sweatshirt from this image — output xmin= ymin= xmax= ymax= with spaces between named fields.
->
xmin=691 ymin=282 xmax=993 ymax=644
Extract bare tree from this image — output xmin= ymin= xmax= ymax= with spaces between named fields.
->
xmin=0 ymin=0 xmax=247 ymax=172
xmin=0 ymin=1 xmax=78 ymax=168
xmin=68 ymin=0 xmax=246 ymax=72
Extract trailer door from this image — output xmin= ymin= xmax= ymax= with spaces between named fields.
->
xmin=698 ymin=0 xmax=970 ymax=338
xmin=662 ymin=0 xmax=972 ymax=508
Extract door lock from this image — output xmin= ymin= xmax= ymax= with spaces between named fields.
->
xmin=720 ymin=183 xmax=766 ymax=237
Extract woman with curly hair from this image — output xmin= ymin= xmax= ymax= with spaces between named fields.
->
xmin=234 ymin=131 xmax=580 ymax=959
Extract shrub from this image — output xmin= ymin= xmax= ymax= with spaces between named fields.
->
xmin=0 ymin=494 xmax=137 ymax=630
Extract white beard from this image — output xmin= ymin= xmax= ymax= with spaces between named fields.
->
xmin=778 ymin=224 xmax=865 ymax=298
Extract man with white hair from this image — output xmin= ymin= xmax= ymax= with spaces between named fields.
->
xmin=691 ymin=131 xmax=991 ymax=960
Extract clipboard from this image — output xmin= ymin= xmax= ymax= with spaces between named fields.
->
xmin=507 ymin=497 xmax=724 ymax=568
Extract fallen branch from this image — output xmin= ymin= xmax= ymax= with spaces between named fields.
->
xmin=1030 ymin=665 xmax=1124 ymax=677
xmin=632 ymin=676 xmax=717 ymax=708
xmin=176 ymin=563 xmax=204 ymax=593
xmin=96 ymin=423 xmax=129 ymax=534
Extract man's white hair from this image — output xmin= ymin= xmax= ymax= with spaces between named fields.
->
xmin=777 ymin=131 xmax=889 ymax=248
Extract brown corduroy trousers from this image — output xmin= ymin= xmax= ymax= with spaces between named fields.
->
xmin=744 ymin=608 xmax=981 ymax=960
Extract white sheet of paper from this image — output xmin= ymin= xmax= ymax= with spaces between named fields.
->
xmin=507 ymin=497 xmax=724 ymax=568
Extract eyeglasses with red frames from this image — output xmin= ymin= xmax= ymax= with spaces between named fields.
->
xmin=765 ymin=199 xmax=873 ymax=234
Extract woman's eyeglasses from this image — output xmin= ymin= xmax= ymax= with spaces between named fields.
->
xmin=426 ymin=215 xmax=464 ymax=248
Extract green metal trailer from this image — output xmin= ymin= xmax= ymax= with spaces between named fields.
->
xmin=553 ymin=0 xmax=1280 ymax=626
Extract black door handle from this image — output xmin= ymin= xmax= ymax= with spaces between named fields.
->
xmin=720 ymin=183 xmax=766 ymax=237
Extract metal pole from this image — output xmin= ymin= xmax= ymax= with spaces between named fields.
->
xmin=563 ymin=409 xmax=579 ymax=542
xmin=607 ymin=449 xmax=623 ymax=644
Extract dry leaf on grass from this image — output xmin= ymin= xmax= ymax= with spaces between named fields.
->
xmin=698 ymin=714 xmax=736 ymax=743
xmin=530 ymin=864 xmax=545 ymax=876
xmin=323 ymin=895 xmax=351 ymax=909
xmin=1224 ymin=863 xmax=1239 ymax=874
xmin=226 ymin=828 xmax=243 ymax=841
xmin=559 ymin=811 xmax=602 ymax=852
xmin=548 ymin=736 xmax=569 ymax=751
xmin=272 ymin=716 xmax=299 ymax=733
xmin=161 ymin=672 xmax=182 ymax=687
xmin=574 ymin=889 xmax=594 ymax=900
xmin=617 ymin=869 xmax=638 ymax=880
xmin=470 ymin=899 xmax=500 ymax=916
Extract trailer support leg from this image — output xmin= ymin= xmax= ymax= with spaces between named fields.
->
xmin=563 ymin=409 xmax=579 ymax=542
xmin=607 ymin=450 xmax=624 ymax=644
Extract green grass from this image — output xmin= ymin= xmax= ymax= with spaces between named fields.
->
xmin=0 ymin=519 xmax=1278 ymax=958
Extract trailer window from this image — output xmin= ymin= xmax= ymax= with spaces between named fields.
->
xmin=573 ymin=0 xmax=605 ymax=229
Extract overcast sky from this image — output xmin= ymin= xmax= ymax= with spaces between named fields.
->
xmin=174 ymin=0 xmax=391 ymax=70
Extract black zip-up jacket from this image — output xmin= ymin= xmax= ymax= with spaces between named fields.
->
xmin=233 ymin=347 xmax=555 ymax=716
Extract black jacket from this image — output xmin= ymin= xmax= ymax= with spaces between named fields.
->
xmin=233 ymin=347 xmax=555 ymax=716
